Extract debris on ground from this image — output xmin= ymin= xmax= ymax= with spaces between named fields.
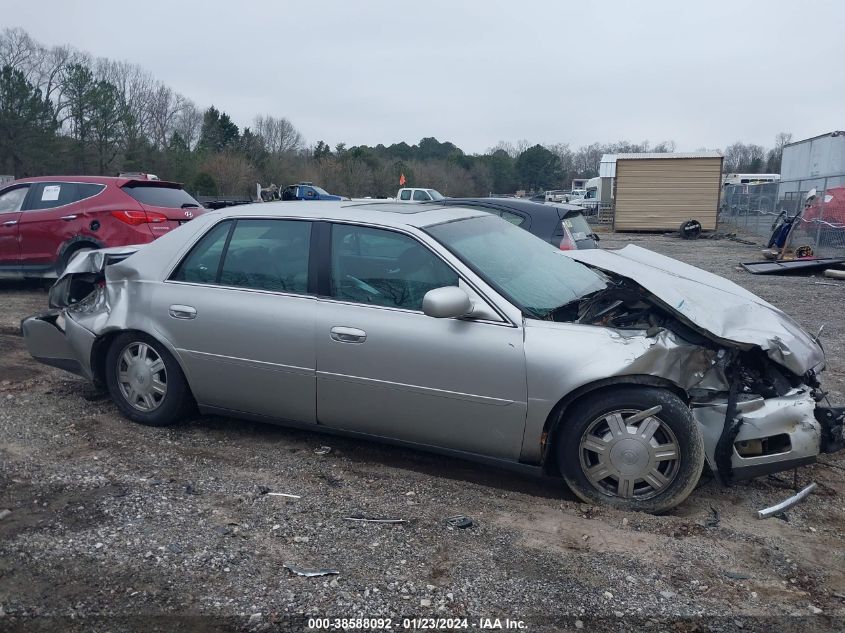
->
xmin=445 ymin=515 xmax=474 ymax=529
xmin=0 ymin=509 xmax=11 ymax=520
xmin=283 ymin=564 xmax=340 ymax=577
xmin=703 ymin=505 xmax=721 ymax=528
xmin=314 ymin=446 xmax=332 ymax=455
xmin=757 ymin=482 xmax=817 ymax=519
xmin=342 ymin=515 xmax=407 ymax=524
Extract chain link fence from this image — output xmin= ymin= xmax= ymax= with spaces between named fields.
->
xmin=718 ymin=176 xmax=845 ymax=257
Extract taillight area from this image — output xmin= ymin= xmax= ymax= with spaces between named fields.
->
xmin=110 ymin=210 xmax=168 ymax=225
xmin=558 ymin=234 xmax=576 ymax=250
xmin=555 ymin=220 xmax=577 ymax=250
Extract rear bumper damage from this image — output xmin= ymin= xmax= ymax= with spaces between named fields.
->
xmin=21 ymin=311 xmax=96 ymax=381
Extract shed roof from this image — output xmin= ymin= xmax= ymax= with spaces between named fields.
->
xmin=599 ymin=152 xmax=723 ymax=177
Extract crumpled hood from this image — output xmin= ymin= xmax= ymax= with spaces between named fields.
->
xmin=564 ymin=245 xmax=824 ymax=376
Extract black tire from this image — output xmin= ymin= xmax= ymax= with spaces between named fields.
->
xmin=679 ymin=219 xmax=702 ymax=240
xmin=105 ymin=332 xmax=194 ymax=426
xmin=556 ymin=387 xmax=704 ymax=514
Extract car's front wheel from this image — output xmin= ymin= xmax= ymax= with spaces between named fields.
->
xmin=105 ymin=332 xmax=193 ymax=426
xmin=556 ymin=387 xmax=704 ymax=513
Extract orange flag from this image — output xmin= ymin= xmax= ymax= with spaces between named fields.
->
xmin=399 ymin=173 xmax=407 ymax=186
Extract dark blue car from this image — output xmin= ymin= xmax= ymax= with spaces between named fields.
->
xmin=281 ymin=182 xmax=345 ymax=201
xmin=427 ymin=197 xmax=599 ymax=250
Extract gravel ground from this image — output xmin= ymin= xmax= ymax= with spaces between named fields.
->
xmin=1 ymin=233 xmax=844 ymax=632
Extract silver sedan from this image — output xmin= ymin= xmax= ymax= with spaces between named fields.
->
xmin=21 ymin=202 xmax=844 ymax=512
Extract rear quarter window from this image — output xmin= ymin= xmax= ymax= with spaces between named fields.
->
xmin=122 ymin=184 xmax=201 ymax=209
xmin=171 ymin=221 xmax=233 ymax=284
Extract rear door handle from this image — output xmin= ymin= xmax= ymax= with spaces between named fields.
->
xmin=60 ymin=214 xmax=78 ymax=221
xmin=169 ymin=305 xmax=197 ymax=319
xmin=330 ymin=326 xmax=367 ymax=344
xmin=2 ymin=220 xmax=17 ymax=227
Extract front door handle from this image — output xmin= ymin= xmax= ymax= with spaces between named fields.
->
xmin=2 ymin=220 xmax=17 ymax=227
xmin=169 ymin=304 xmax=197 ymax=319
xmin=60 ymin=214 xmax=78 ymax=221
xmin=330 ymin=326 xmax=367 ymax=344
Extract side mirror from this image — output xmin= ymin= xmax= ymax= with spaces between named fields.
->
xmin=422 ymin=286 xmax=472 ymax=319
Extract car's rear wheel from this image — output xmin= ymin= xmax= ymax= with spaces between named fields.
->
xmin=105 ymin=332 xmax=193 ymax=426
xmin=556 ymin=387 xmax=704 ymax=513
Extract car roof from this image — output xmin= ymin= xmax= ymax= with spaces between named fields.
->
xmin=199 ymin=200 xmax=487 ymax=228
xmin=436 ymin=197 xmax=587 ymax=216
xmin=10 ymin=175 xmax=182 ymax=188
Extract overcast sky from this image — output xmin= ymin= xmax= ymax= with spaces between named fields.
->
xmin=3 ymin=0 xmax=843 ymax=153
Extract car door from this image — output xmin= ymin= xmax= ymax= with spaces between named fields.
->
xmin=315 ymin=222 xmax=528 ymax=460
xmin=0 ymin=184 xmax=29 ymax=271
xmin=18 ymin=181 xmax=86 ymax=272
xmin=155 ymin=217 xmax=317 ymax=423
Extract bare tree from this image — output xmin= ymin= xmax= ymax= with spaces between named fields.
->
xmin=0 ymin=28 xmax=38 ymax=79
xmin=254 ymin=115 xmax=303 ymax=154
xmin=200 ymin=151 xmax=257 ymax=196
xmin=173 ymin=101 xmax=202 ymax=149
xmin=146 ymin=84 xmax=192 ymax=150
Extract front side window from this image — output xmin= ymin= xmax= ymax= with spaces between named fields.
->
xmin=330 ymin=224 xmax=458 ymax=311
xmin=0 ymin=185 xmax=29 ymax=214
xmin=412 ymin=190 xmax=430 ymax=201
xmin=219 ymin=219 xmax=311 ymax=293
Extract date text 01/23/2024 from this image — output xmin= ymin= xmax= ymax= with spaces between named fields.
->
xmin=306 ymin=617 xmax=528 ymax=630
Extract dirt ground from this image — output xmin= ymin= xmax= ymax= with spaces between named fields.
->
xmin=1 ymin=233 xmax=844 ymax=632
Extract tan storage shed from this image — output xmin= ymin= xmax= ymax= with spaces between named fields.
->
xmin=607 ymin=152 xmax=723 ymax=231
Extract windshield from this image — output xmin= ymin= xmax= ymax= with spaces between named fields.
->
xmin=313 ymin=186 xmax=331 ymax=196
xmin=427 ymin=189 xmax=445 ymax=201
xmin=426 ymin=215 xmax=607 ymax=317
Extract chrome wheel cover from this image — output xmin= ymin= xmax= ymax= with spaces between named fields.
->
xmin=116 ymin=342 xmax=167 ymax=412
xmin=579 ymin=408 xmax=681 ymax=500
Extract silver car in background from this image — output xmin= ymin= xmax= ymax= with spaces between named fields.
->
xmin=21 ymin=202 xmax=844 ymax=512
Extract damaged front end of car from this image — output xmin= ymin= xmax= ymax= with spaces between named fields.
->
xmin=561 ymin=245 xmax=844 ymax=484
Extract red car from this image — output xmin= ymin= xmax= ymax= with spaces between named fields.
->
xmin=802 ymin=186 xmax=845 ymax=226
xmin=0 ymin=176 xmax=205 ymax=278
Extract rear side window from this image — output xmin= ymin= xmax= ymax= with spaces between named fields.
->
xmin=78 ymin=183 xmax=106 ymax=199
xmin=0 ymin=185 xmax=29 ymax=213
xmin=499 ymin=210 xmax=526 ymax=226
xmin=171 ymin=221 xmax=233 ymax=284
xmin=399 ymin=190 xmax=411 ymax=201
xmin=219 ymin=220 xmax=311 ymax=293
xmin=122 ymin=184 xmax=201 ymax=209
